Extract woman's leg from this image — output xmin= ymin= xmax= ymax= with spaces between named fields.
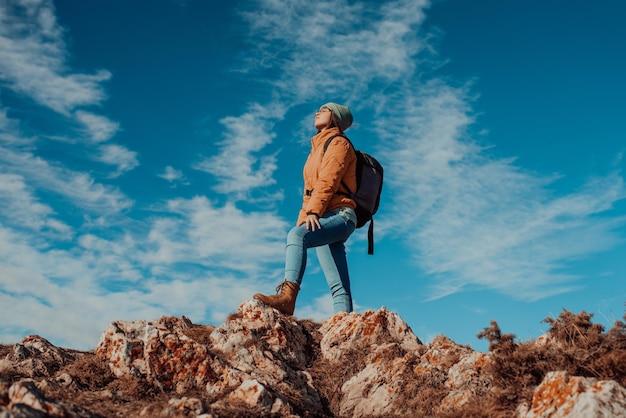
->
xmin=284 ymin=210 xmax=355 ymax=287
xmin=316 ymin=242 xmax=353 ymax=313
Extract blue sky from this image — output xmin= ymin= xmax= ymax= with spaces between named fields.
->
xmin=1 ymin=0 xmax=625 ymax=352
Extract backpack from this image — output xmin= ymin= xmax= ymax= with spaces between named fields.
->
xmin=323 ymin=134 xmax=384 ymax=255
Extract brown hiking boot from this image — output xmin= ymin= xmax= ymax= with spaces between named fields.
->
xmin=253 ymin=281 xmax=300 ymax=315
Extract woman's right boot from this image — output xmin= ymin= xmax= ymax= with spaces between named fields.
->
xmin=253 ymin=280 xmax=300 ymax=315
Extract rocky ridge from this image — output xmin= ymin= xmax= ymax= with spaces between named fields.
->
xmin=1 ymin=299 xmax=625 ymax=417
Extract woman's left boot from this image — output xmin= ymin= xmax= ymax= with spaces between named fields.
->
xmin=253 ymin=281 xmax=300 ymax=315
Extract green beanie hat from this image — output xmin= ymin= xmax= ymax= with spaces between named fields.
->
xmin=323 ymin=102 xmax=353 ymax=131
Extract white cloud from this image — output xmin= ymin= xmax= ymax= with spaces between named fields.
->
xmin=0 ymin=0 xmax=110 ymax=114
xmin=242 ymin=0 xmax=429 ymax=102
xmin=159 ymin=166 xmax=185 ymax=183
xmin=377 ymin=82 xmax=626 ymax=300
xmin=75 ymin=111 xmax=120 ymax=143
xmin=144 ymin=196 xmax=288 ymax=275
xmin=0 ymin=145 xmax=133 ymax=214
xmin=194 ymin=103 xmax=283 ymax=198
xmin=0 ymin=191 xmax=289 ymax=349
xmin=95 ymin=144 xmax=139 ymax=177
xmin=0 ymin=106 xmax=30 ymax=145
xmin=296 ymin=293 xmax=335 ymax=322
xmin=0 ymin=173 xmax=72 ymax=238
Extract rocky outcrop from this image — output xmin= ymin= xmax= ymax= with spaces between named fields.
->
xmin=1 ymin=300 xmax=625 ymax=417
xmin=518 ymin=371 xmax=626 ymax=418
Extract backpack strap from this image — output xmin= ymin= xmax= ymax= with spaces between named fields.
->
xmin=324 ymin=134 xmax=376 ymax=255
xmin=368 ymin=219 xmax=374 ymax=255
xmin=323 ymin=134 xmax=354 ymax=196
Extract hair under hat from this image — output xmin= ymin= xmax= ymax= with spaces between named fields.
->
xmin=323 ymin=102 xmax=353 ymax=131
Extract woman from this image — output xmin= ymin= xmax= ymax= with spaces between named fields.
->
xmin=254 ymin=102 xmax=358 ymax=316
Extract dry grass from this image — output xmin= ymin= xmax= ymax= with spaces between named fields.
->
xmin=0 ymin=345 xmax=11 ymax=359
xmin=456 ymin=308 xmax=626 ymax=416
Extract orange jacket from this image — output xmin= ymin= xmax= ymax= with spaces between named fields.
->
xmin=297 ymin=127 xmax=357 ymax=225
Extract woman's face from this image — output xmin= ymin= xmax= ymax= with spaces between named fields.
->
xmin=314 ymin=106 xmax=333 ymax=131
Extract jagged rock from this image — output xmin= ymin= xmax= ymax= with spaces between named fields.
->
xmin=210 ymin=299 xmax=310 ymax=370
xmin=95 ymin=300 xmax=324 ymax=416
xmin=339 ymin=342 xmax=415 ymax=417
xmin=329 ymin=323 xmax=493 ymax=418
xmin=2 ymin=302 xmax=626 ymax=417
xmin=95 ymin=315 xmax=220 ymax=393
xmin=435 ymin=350 xmax=492 ymax=414
xmin=518 ymin=370 xmax=626 ymax=418
xmin=319 ymin=307 xmax=421 ymax=361
xmin=1 ymin=379 xmax=97 ymax=417
xmin=0 ymin=336 xmax=80 ymax=379
xmin=207 ymin=299 xmax=322 ymax=415
xmin=224 ymin=379 xmax=280 ymax=411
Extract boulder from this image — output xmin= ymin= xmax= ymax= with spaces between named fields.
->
xmin=519 ymin=370 xmax=626 ymax=418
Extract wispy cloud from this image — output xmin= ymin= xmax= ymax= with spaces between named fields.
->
xmin=95 ymin=144 xmax=139 ymax=178
xmin=0 ymin=145 xmax=133 ymax=214
xmin=296 ymin=294 xmax=335 ymax=322
xmin=75 ymin=111 xmax=120 ymax=143
xmin=0 ymin=173 xmax=71 ymax=238
xmin=0 ymin=0 xmax=292 ymax=349
xmin=194 ymin=103 xmax=283 ymax=200
xmin=1 ymin=1 xmax=134 ymax=182
xmin=144 ymin=197 xmax=288 ymax=273
xmin=0 ymin=184 xmax=288 ymax=348
xmin=0 ymin=221 xmax=265 ymax=348
xmin=242 ymin=0 xmax=429 ymax=102
xmin=377 ymin=81 xmax=626 ymax=300
xmin=159 ymin=166 xmax=185 ymax=183
xmin=0 ymin=0 xmax=110 ymax=114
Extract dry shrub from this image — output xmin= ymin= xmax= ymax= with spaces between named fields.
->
xmin=62 ymin=352 xmax=115 ymax=390
xmin=32 ymin=352 xmax=170 ymax=418
xmin=295 ymin=319 xmax=336 ymax=417
xmin=395 ymin=348 xmax=449 ymax=417
xmin=226 ymin=311 xmax=243 ymax=322
xmin=0 ymin=344 xmax=12 ymax=359
xmin=183 ymin=324 xmax=215 ymax=345
xmin=469 ymin=308 xmax=626 ymax=415
xmin=307 ymin=345 xmax=369 ymax=417
xmin=543 ymin=309 xmax=626 ymax=385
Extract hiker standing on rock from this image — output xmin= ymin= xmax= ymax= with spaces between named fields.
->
xmin=254 ymin=102 xmax=358 ymax=316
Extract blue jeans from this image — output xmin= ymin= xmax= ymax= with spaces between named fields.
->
xmin=285 ymin=207 xmax=356 ymax=313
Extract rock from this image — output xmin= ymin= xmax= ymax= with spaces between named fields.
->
xmin=95 ymin=300 xmax=325 ymax=416
xmin=3 ymin=302 xmax=626 ymax=417
xmin=319 ymin=307 xmax=422 ymax=362
xmin=339 ymin=343 xmax=415 ymax=417
xmin=434 ymin=349 xmax=492 ymax=414
xmin=3 ymin=380 xmax=97 ymax=417
xmin=0 ymin=335 xmax=80 ymax=379
xmin=225 ymin=379 xmax=276 ymax=410
xmin=207 ymin=299 xmax=323 ymax=415
xmin=519 ymin=370 xmax=626 ymax=418
xmin=327 ymin=323 xmax=492 ymax=418
xmin=210 ymin=299 xmax=310 ymax=370
xmin=95 ymin=315 xmax=219 ymax=393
